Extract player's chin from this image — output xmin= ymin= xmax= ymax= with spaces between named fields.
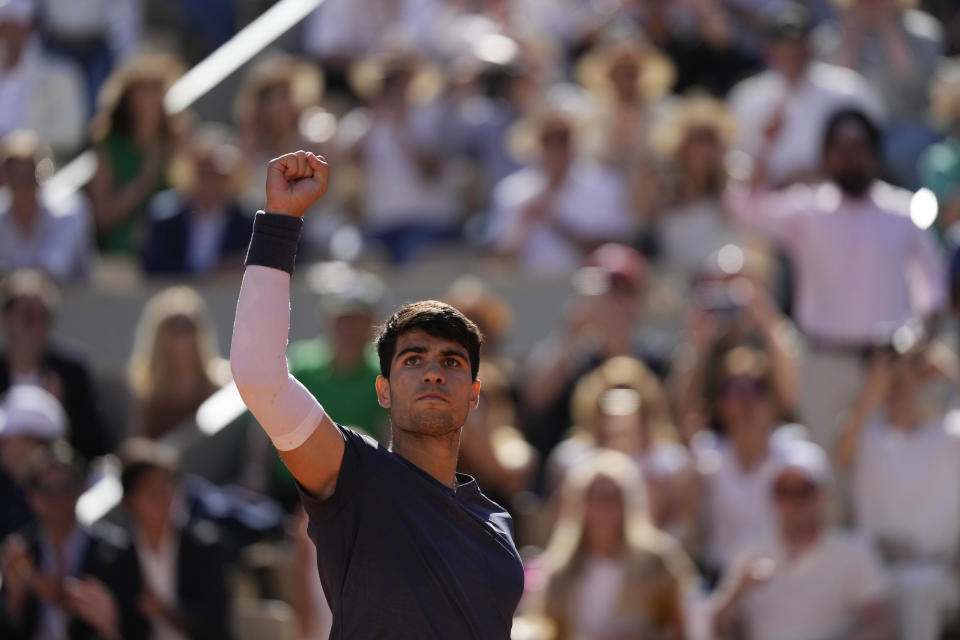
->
xmin=409 ymin=408 xmax=466 ymax=436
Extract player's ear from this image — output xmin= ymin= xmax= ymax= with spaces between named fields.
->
xmin=469 ymin=380 xmax=481 ymax=411
xmin=376 ymin=376 xmax=391 ymax=409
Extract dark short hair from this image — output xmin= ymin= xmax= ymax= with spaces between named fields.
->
xmin=822 ymin=108 xmax=882 ymax=156
xmin=375 ymin=300 xmax=483 ymax=380
xmin=23 ymin=441 xmax=85 ymax=492
xmin=119 ymin=437 xmax=180 ymax=497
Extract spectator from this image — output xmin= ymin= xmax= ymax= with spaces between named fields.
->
xmin=0 ymin=0 xmax=86 ymax=158
xmin=646 ymin=94 xmax=757 ymax=279
xmin=288 ymin=268 xmax=388 ymax=439
xmin=127 ymin=286 xmax=229 ymax=440
xmin=919 ymin=58 xmax=960 ymax=240
xmin=234 ymin=54 xmax=323 ymax=212
xmin=727 ymin=108 xmax=947 ymax=448
xmin=549 ymin=356 xmax=697 ymax=547
xmin=141 ymin=124 xmax=253 ymax=277
xmin=88 ymin=51 xmax=185 ymax=256
xmin=0 ymin=130 xmax=92 ymax=281
xmin=341 ymin=48 xmax=462 ymax=263
xmin=38 ymin=0 xmax=142 ymax=115
xmin=443 ymin=275 xmax=515 ymax=363
xmin=0 ymin=384 xmax=65 ymax=540
xmin=532 ymin=450 xmax=695 ymax=639
xmin=693 ymin=347 xmax=802 ymax=577
xmin=0 ymin=270 xmax=113 ymax=460
xmin=520 ymin=244 xmax=655 ymax=462
xmin=727 ymin=2 xmax=884 ymax=187
xmin=575 ymin=30 xmax=675 ymax=219
xmin=815 ymin=0 xmax=944 ymax=187
xmin=835 ymin=347 xmax=960 ymax=639
xmin=490 ymin=107 xmax=634 ymax=273
xmin=0 ymin=443 xmax=136 ymax=640
xmin=712 ymin=439 xmax=896 ymax=640
xmin=116 ymin=438 xmax=231 ymax=640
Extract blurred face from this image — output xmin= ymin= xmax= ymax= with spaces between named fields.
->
xmin=539 ymin=123 xmax=573 ymax=174
xmin=680 ymin=126 xmax=722 ymax=179
xmin=157 ymin=315 xmax=200 ymax=372
xmin=331 ymin=311 xmax=374 ymax=355
xmin=717 ymin=376 xmax=774 ymax=441
xmin=0 ymin=19 xmax=32 ymax=60
xmin=824 ymin=120 xmax=877 ymax=197
xmin=28 ymin=465 xmax=81 ymax=531
xmin=0 ymin=435 xmax=46 ymax=481
xmin=257 ymin=82 xmax=296 ymax=131
xmin=583 ymin=475 xmax=625 ymax=552
xmin=766 ymin=38 xmax=810 ymax=78
xmin=885 ymin=353 xmax=923 ymax=412
xmin=126 ymin=80 xmax=165 ymax=130
xmin=608 ymin=53 xmax=639 ymax=98
xmin=2 ymin=156 xmax=38 ymax=195
xmin=191 ymin=152 xmax=230 ymax=207
xmin=125 ymin=468 xmax=175 ymax=533
xmin=772 ymin=470 xmax=824 ymax=537
xmin=376 ymin=329 xmax=480 ymax=438
xmin=3 ymin=294 xmax=52 ymax=357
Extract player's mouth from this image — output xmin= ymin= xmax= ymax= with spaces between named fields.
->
xmin=416 ymin=392 xmax=449 ymax=403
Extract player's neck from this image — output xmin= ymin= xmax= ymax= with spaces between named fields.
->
xmin=391 ymin=429 xmax=460 ymax=489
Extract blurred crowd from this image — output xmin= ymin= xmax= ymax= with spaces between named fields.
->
xmin=4 ymin=0 xmax=960 ymax=638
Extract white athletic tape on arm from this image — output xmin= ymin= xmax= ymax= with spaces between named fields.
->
xmin=230 ymin=265 xmax=325 ymax=451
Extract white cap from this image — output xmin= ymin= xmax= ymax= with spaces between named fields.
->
xmin=0 ymin=385 xmax=67 ymax=441
xmin=771 ymin=439 xmax=833 ymax=488
xmin=0 ymin=0 xmax=35 ymax=23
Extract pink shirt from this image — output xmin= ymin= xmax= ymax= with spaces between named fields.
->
xmin=726 ymin=181 xmax=946 ymax=342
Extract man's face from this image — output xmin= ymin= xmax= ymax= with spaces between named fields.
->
xmin=824 ymin=121 xmax=877 ymax=197
xmin=766 ymin=38 xmax=810 ymax=78
xmin=2 ymin=156 xmax=38 ymax=196
xmin=717 ymin=376 xmax=774 ymax=439
xmin=332 ymin=311 xmax=374 ymax=354
xmin=2 ymin=294 xmax=51 ymax=356
xmin=772 ymin=470 xmax=824 ymax=536
xmin=28 ymin=465 xmax=80 ymax=531
xmin=125 ymin=468 xmax=175 ymax=533
xmin=376 ymin=329 xmax=480 ymax=438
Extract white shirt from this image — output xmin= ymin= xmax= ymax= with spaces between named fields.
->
xmin=0 ymin=189 xmax=92 ymax=280
xmin=572 ymin=555 xmax=625 ymax=640
xmin=854 ymin=414 xmax=960 ymax=562
xmin=697 ymin=436 xmax=784 ymax=571
xmin=490 ymin=160 xmax=633 ymax=274
xmin=134 ymin=529 xmax=185 ymax=640
xmin=731 ymin=530 xmax=889 ymax=640
xmin=728 ymin=62 xmax=885 ymax=186
xmin=726 ymin=181 xmax=946 ymax=342
xmin=656 ymin=197 xmax=753 ymax=279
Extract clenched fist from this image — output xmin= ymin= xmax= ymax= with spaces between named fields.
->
xmin=265 ymin=150 xmax=329 ymax=217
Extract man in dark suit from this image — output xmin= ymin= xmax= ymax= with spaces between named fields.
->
xmin=0 ymin=271 xmax=113 ymax=461
xmin=141 ymin=125 xmax=253 ymax=276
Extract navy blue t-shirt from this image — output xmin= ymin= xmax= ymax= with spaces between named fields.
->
xmin=298 ymin=425 xmax=525 ymax=639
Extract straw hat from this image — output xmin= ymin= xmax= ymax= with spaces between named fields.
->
xmin=575 ymin=33 xmax=676 ymax=104
xmin=348 ymin=48 xmax=444 ymax=104
xmin=234 ymin=53 xmax=324 ymax=127
xmin=650 ymin=92 xmax=738 ymax=159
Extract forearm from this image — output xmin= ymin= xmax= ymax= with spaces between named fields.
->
xmin=834 ymin=393 xmax=873 ymax=469
xmin=761 ymin=320 xmax=800 ymax=413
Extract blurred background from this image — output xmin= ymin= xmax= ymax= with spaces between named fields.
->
xmin=3 ymin=0 xmax=960 ymax=638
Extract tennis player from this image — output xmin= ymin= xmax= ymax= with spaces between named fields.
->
xmin=230 ymin=151 xmax=524 ymax=639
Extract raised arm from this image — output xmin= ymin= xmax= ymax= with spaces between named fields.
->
xmin=230 ymin=151 xmax=345 ymax=499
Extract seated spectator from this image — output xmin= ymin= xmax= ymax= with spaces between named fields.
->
xmin=814 ymin=0 xmax=944 ymax=187
xmin=88 ymin=51 xmax=185 ymax=256
xmin=727 ymin=107 xmax=947 ymax=448
xmin=491 ymin=106 xmax=634 ymax=274
xmin=549 ymin=356 xmax=697 ymax=547
xmin=575 ymin=30 xmax=675 ymax=219
xmin=835 ymin=347 xmax=960 ymax=639
xmin=443 ymin=275 xmax=515 ymax=366
xmin=920 ymin=59 xmax=960 ymax=240
xmin=0 ymin=0 xmax=86 ymax=158
xmin=141 ymin=124 xmax=253 ymax=276
xmin=117 ymin=438 xmax=231 ymax=639
xmin=0 ymin=385 xmax=66 ymax=540
xmin=532 ymin=450 xmax=695 ymax=639
xmin=0 ymin=443 xmax=136 ymax=640
xmin=0 ymin=271 xmax=113 ymax=460
xmin=712 ymin=440 xmax=895 ymax=640
xmin=0 ymin=130 xmax=92 ymax=281
xmin=519 ymin=244 xmax=656 ymax=463
xmin=694 ymin=347 xmax=803 ymax=578
xmin=127 ymin=286 xmax=230 ymax=440
xmin=727 ymin=2 xmax=884 ymax=187
xmin=341 ymin=48 xmax=462 ymax=263
xmin=646 ymin=94 xmax=759 ymax=279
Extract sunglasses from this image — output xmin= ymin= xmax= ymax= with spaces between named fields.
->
xmin=772 ymin=482 xmax=818 ymax=502
xmin=719 ymin=378 xmax=768 ymax=398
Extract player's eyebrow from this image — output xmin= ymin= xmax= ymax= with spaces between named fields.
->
xmin=440 ymin=348 xmax=469 ymax=362
xmin=394 ymin=345 xmax=428 ymax=362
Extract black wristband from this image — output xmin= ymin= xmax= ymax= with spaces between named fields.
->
xmin=244 ymin=211 xmax=303 ymax=274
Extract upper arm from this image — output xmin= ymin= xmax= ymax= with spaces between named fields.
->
xmin=277 ymin=412 xmax=345 ymax=500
